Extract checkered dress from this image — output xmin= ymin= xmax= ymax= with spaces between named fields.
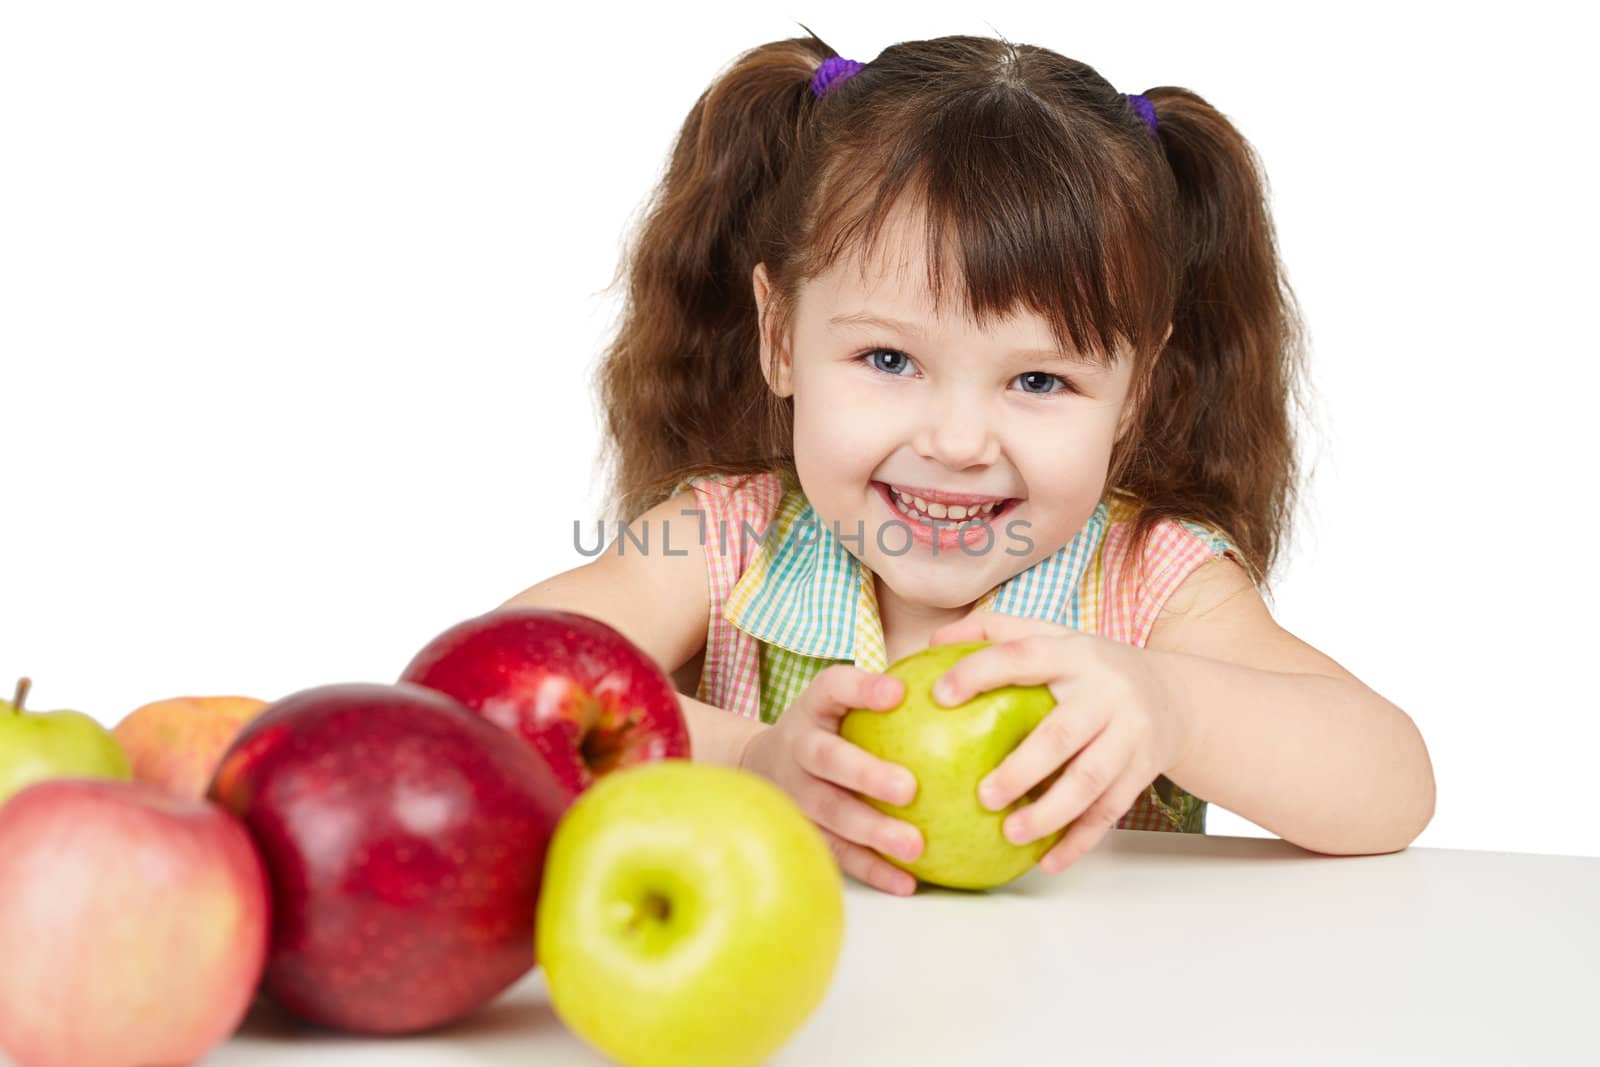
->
xmin=672 ymin=471 xmax=1243 ymax=833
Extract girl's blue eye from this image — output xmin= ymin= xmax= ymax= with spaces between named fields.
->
xmin=861 ymin=348 xmax=914 ymax=376
xmin=856 ymin=348 xmax=1077 ymax=397
xmin=1014 ymin=370 xmax=1075 ymax=396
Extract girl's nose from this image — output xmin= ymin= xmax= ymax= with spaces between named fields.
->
xmin=911 ymin=395 xmax=1001 ymax=470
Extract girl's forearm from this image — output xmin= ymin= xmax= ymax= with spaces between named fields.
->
xmin=679 ymin=691 xmax=768 ymax=769
xmin=1156 ymin=651 xmax=1436 ymax=855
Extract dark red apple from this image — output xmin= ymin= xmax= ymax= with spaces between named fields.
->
xmin=206 ymin=681 xmax=566 ymax=1035
xmin=399 ymin=608 xmax=690 ymax=806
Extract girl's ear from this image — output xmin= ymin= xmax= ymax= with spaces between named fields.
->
xmin=753 ymin=262 xmax=794 ymax=398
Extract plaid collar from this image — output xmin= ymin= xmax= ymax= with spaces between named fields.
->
xmin=724 ymin=487 xmax=1112 ymax=670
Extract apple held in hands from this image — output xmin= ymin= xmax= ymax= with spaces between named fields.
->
xmin=536 ymin=760 xmax=844 ymax=1067
xmin=0 ymin=778 xmax=270 ymax=1067
xmin=0 ymin=677 xmax=131 ymax=808
xmin=840 ymin=640 xmax=1063 ymax=890
xmin=206 ymin=681 xmax=569 ymax=1035
xmin=114 ymin=694 xmax=269 ymax=798
xmin=399 ymin=607 xmax=689 ymax=806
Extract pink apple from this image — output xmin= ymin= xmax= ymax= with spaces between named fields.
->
xmin=113 ymin=694 xmax=269 ymax=798
xmin=0 ymin=778 xmax=270 ymax=1067
xmin=206 ymin=680 xmax=568 ymax=1035
xmin=399 ymin=607 xmax=690 ymax=808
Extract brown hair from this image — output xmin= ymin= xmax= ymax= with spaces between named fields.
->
xmin=590 ymin=28 xmax=1315 ymax=602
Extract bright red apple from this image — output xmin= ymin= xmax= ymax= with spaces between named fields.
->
xmin=0 ymin=778 xmax=270 ymax=1067
xmin=399 ymin=607 xmax=690 ymax=807
xmin=205 ymin=680 xmax=567 ymax=1035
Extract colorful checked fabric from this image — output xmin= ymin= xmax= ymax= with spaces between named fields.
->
xmin=672 ymin=471 xmax=1243 ymax=833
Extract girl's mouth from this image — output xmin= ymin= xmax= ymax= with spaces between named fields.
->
xmin=870 ymin=482 xmax=1022 ymax=529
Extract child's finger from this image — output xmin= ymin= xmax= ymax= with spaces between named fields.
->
xmin=932 ymin=635 xmax=1066 ymax=706
xmin=801 ymin=778 xmax=924 ymax=864
xmin=798 ymin=730 xmax=918 ymax=807
xmin=980 ymin=703 xmax=1111 ymax=813
xmin=1035 ymin=757 xmax=1148 ymax=873
xmin=819 ymin=826 xmax=918 ymax=897
xmin=796 ymin=664 xmax=903 ymax=728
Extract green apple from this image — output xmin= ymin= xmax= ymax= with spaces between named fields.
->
xmin=0 ymin=677 xmax=132 ymax=808
xmin=535 ymin=759 xmax=844 ymax=1067
xmin=840 ymin=640 xmax=1064 ymax=891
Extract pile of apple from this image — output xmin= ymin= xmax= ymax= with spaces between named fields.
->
xmin=0 ymin=608 xmax=844 ymax=1067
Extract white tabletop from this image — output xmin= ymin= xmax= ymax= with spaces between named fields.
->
xmin=12 ymin=830 xmax=1599 ymax=1065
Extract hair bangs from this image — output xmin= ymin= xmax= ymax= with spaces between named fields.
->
xmin=792 ymin=90 xmax=1176 ymax=369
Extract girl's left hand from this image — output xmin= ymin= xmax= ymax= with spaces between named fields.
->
xmin=924 ymin=610 xmax=1194 ymax=874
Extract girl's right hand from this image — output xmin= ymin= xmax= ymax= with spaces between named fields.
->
xmin=738 ymin=664 xmax=924 ymax=897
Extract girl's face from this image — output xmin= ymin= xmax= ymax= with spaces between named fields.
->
xmin=755 ymin=206 xmax=1151 ymax=613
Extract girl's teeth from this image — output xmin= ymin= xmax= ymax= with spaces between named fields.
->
xmin=889 ymin=486 xmax=1001 ymax=523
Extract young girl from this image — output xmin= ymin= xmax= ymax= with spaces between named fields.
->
xmin=501 ymin=31 xmax=1436 ymax=897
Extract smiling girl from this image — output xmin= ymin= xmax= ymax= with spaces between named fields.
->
xmin=500 ymin=30 xmax=1435 ymax=896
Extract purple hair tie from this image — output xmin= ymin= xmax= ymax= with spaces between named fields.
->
xmin=811 ymin=55 xmax=864 ymax=98
xmin=1125 ymin=93 xmax=1159 ymax=137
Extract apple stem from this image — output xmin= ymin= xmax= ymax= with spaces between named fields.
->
xmin=7 ymin=677 xmax=27 ymax=714
xmin=626 ymin=892 xmax=671 ymax=935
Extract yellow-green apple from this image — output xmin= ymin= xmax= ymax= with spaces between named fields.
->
xmin=536 ymin=760 xmax=844 ymax=1067
xmin=0 ymin=677 xmax=131 ymax=808
xmin=0 ymin=777 xmax=270 ymax=1067
xmin=840 ymin=640 xmax=1064 ymax=890
xmin=206 ymin=680 xmax=568 ymax=1035
xmin=399 ymin=607 xmax=689 ymax=807
xmin=113 ymin=694 xmax=269 ymax=798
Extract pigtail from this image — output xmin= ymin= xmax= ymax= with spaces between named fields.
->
xmin=591 ymin=35 xmax=836 ymax=526
xmin=1106 ymin=87 xmax=1315 ymax=601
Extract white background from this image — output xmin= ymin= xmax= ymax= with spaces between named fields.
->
xmin=2 ymin=1 xmax=1594 ymax=858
